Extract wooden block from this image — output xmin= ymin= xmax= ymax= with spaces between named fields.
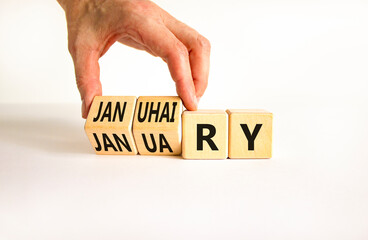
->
xmin=182 ymin=110 xmax=228 ymax=159
xmin=84 ymin=96 xmax=138 ymax=155
xmin=227 ymin=109 xmax=273 ymax=159
xmin=133 ymin=96 xmax=182 ymax=155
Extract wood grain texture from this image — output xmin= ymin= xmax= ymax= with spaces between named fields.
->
xmin=84 ymin=96 xmax=138 ymax=155
xmin=182 ymin=110 xmax=228 ymax=159
xmin=133 ymin=96 xmax=182 ymax=155
xmin=227 ymin=109 xmax=273 ymax=159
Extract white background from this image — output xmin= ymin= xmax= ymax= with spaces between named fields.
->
xmin=0 ymin=0 xmax=368 ymax=239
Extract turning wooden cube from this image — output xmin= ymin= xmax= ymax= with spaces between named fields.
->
xmin=227 ymin=109 xmax=273 ymax=159
xmin=182 ymin=110 xmax=228 ymax=159
xmin=84 ymin=96 xmax=138 ymax=155
xmin=133 ymin=96 xmax=182 ymax=155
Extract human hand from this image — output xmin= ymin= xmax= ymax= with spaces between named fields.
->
xmin=57 ymin=0 xmax=211 ymax=118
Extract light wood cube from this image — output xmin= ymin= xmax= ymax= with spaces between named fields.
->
xmin=227 ymin=109 xmax=273 ymax=159
xmin=182 ymin=110 xmax=228 ymax=159
xmin=85 ymin=96 xmax=138 ymax=155
xmin=133 ymin=96 xmax=182 ymax=155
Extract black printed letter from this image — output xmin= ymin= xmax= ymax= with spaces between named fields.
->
xmin=240 ymin=124 xmax=262 ymax=150
xmin=197 ymin=124 xmax=218 ymax=151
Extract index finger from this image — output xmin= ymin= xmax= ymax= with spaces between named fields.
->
xmin=133 ymin=20 xmax=198 ymax=110
xmin=164 ymin=17 xmax=211 ymax=101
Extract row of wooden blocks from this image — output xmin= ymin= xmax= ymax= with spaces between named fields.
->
xmin=85 ymin=96 xmax=273 ymax=159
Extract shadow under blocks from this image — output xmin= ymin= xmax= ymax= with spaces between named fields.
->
xmin=84 ymin=96 xmax=273 ymax=159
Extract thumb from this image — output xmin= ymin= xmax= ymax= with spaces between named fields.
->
xmin=72 ymin=49 xmax=102 ymax=119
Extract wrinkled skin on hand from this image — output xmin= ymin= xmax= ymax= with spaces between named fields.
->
xmin=58 ymin=0 xmax=211 ymax=118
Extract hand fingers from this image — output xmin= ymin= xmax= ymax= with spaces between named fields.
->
xmin=137 ymin=21 xmax=198 ymax=110
xmin=70 ymin=44 xmax=102 ymax=119
xmin=164 ymin=16 xmax=211 ymax=102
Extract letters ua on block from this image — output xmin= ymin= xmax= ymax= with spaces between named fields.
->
xmin=85 ymin=96 xmax=138 ymax=155
xmin=227 ymin=109 xmax=273 ymax=159
xmin=182 ymin=110 xmax=228 ymax=159
xmin=133 ymin=96 xmax=182 ymax=155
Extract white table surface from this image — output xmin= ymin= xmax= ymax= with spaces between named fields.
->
xmin=1 ymin=101 xmax=367 ymax=239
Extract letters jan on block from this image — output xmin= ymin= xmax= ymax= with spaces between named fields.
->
xmin=227 ymin=109 xmax=273 ymax=159
xmin=85 ymin=96 xmax=138 ymax=155
xmin=132 ymin=96 xmax=183 ymax=155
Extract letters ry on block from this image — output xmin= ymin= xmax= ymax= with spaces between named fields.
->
xmin=133 ymin=96 xmax=182 ymax=155
xmin=84 ymin=96 xmax=138 ymax=155
xmin=182 ymin=110 xmax=228 ymax=159
xmin=227 ymin=109 xmax=273 ymax=159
